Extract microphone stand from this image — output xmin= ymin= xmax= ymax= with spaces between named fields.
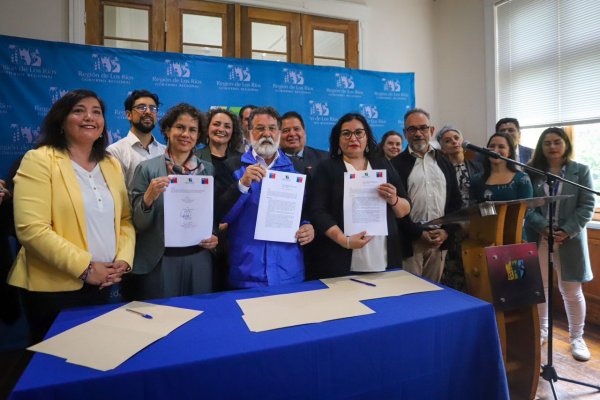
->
xmin=470 ymin=147 xmax=600 ymax=398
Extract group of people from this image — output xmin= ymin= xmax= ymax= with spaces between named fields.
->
xmin=0 ymin=89 xmax=593 ymax=362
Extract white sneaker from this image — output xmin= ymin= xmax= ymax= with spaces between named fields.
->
xmin=570 ymin=337 xmax=591 ymax=361
xmin=540 ymin=329 xmax=548 ymax=346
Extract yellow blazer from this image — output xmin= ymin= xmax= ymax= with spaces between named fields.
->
xmin=8 ymin=146 xmax=135 ymax=292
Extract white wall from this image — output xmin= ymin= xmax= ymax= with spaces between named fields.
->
xmin=0 ymin=0 xmax=491 ymax=145
xmin=0 ymin=0 xmax=69 ymax=42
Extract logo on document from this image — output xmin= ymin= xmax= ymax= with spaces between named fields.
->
xmin=335 ymin=73 xmax=355 ymax=89
xmin=201 ymin=178 xmax=209 ymax=185
xmin=359 ymin=104 xmax=379 ymax=119
xmin=9 ymin=45 xmax=42 ymax=66
xmin=505 ymin=259 xmax=526 ymax=281
xmin=269 ymin=172 xmax=276 ymax=179
xmin=166 ymin=60 xmax=191 ymax=78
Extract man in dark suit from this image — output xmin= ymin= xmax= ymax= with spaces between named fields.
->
xmin=495 ymin=117 xmax=533 ymax=164
xmin=280 ymin=111 xmax=328 ymax=176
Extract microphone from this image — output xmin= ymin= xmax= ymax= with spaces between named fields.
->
xmin=462 ymin=140 xmax=501 ymax=159
xmin=172 ymin=165 xmax=184 ymax=174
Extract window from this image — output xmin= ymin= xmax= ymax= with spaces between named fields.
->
xmin=86 ymin=0 xmax=358 ymax=67
xmin=85 ymin=0 xmax=166 ymax=51
xmin=495 ymin=0 xmax=600 ymax=213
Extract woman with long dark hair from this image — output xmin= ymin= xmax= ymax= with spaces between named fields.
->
xmin=525 ymin=127 xmax=595 ymax=361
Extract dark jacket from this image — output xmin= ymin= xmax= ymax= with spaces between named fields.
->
xmin=307 ymin=157 xmax=409 ymax=280
xmin=390 ymin=148 xmax=462 ymax=257
xmin=286 ymin=146 xmax=329 ymax=177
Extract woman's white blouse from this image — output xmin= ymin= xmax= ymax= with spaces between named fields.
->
xmin=71 ymin=161 xmax=116 ymax=263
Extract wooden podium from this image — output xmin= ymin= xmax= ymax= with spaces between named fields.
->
xmin=427 ymin=197 xmax=567 ymax=400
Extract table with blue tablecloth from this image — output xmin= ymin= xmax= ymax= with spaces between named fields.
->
xmin=10 ymin=278 xmax=509 ymax=400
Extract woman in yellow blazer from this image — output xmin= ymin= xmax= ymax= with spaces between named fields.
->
xmin=8 ymin=89 xmax=135 ymax=343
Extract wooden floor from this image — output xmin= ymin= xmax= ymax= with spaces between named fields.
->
xmin=535 ymin=317 xmax=600 ymax=399
xmin=2 ymin=314 xmax=599 ymax=399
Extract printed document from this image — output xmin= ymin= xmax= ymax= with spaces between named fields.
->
xmin=343 ymin=170 xmax=388 ymax=236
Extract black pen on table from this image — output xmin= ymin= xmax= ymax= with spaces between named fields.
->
xmin=349 ymin=277 xmax=377 ymax=287
xmin=126 ymin=308 xmax=153 ymax=319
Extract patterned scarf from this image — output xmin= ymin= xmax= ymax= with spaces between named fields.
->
xmin=164 ymin=148 xmax=205 ymax=175
xmin=454 ymin=163 xmax=471 ymax=208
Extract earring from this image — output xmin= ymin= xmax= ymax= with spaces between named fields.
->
xmin=337 ymin=148 xmax=341 ymax=155
xmin=366 ymin=145 xmax=370 ymax=153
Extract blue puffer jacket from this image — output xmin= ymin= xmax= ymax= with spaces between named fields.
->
xmin=224 ymin=149 xmax=305 ymax=288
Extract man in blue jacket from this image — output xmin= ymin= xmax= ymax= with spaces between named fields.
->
xmin=217 ymin=107 xmax=314 ymax=289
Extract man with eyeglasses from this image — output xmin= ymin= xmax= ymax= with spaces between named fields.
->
xmin=216 ymin=106 xmax=315 ymax=288
xmin=391 ymin=108 xmax=461 ymax=282
xmin=280 ymin=111 xmax=328 ymax=176
xmin=107 ymin=89 xmax=165 ymax=188
xmin=495 ymin=117 xmax=533 ymax=164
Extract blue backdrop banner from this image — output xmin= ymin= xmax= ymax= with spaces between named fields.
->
xmin=0 ymin=34 xmax=414 ymax=178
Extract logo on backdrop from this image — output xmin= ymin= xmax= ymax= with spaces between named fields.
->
xmin=166 ymin=60 xmax=190 ymax=78
xmin=308 ymin=100 xmax=336 ymax=127
xmin=9 ymin=45 xmax=42 ymax=66
xmin=273 ymin=68 xmax=313 ymax=95
xmin=107 ymin=128 xmax=123 ymax=145
xmin=229 ymin=65 xmax=251 ymax=82
xmin=49 ymin=87 xmax=69 ymax=103
xmin=336 ymin=73 xmax=354 ymax=89
xmin=93 ymin=54 xmax=121 ymax=73
xmin=153 ymin=59 xmax=201 ymax=88
xmin=327 ymin=72 xmax=362 ymax=98
xmin=1 ymin=44 xmax=55 ymax=79
xmin=216 ymin=65 xmax=261 ymax=92
xmin=10 ymin=123 xmax=40 ymax=144
xmin=284 ymin=69 xmax=304 ymax=85
xmin=374 ymin=78 xmax=409 ymax=100
xmin=359 ymin=103 xmax=386 ymax=128
xmin=77 ymin=53 xmax=133 ymax=85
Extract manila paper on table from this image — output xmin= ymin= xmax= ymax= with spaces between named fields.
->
xmin=163 ymin=175 xmax=214 ymax=247
xmin=343 ymin=169 xmax=388 ymax=236
xmin=254 ymin=171 xmax=307 ymax=243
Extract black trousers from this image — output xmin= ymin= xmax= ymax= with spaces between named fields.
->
xmin=20 ymin=285 xmax=110 ymax=344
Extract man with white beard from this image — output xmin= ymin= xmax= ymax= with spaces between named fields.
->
xmin=216 ymin=106 xmax=315 ymax=289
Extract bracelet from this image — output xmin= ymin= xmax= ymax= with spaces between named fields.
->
xmin=79 ymin=263 xmax=92 ymax=282
xmin=391 ymin=195 xmax=399 ymax=207
xmin=346 ymin=236 xmax=351 ymax=250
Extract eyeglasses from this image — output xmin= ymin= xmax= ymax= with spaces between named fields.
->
xmin=340 ymin=129 xmax=366 ymax=140
xmin=404 ymin=125 xmax=430 ymax=134
xmin=132 ymin=104 xmax=159 ymax=114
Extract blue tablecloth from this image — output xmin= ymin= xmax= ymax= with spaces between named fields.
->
xmin=10 ymin=279 xmax=509 ymax=400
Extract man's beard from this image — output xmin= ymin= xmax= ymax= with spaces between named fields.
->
xmin=252 ymin=135 xmax=280 ymax=159
xmin=133 ymin=119 xmax=155 ymax=134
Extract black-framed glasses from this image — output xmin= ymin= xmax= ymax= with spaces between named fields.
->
xmin=404 ymin=125 xmax=430 ymax=134
xmin=340 ymin=129 xmax=366 ymax=140
xmin=132 ymin=104 xmax=159 ymax=114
